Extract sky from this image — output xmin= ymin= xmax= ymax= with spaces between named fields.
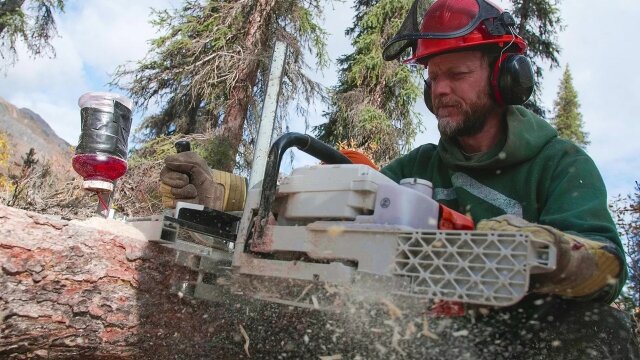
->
xmin=1 ymin=0 xmax=638 ymax=199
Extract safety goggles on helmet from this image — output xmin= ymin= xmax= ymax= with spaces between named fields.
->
xmin=383 ymin=0 xmax=525 ymax=63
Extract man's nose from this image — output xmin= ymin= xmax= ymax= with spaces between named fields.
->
xmin=431 ymin=78 xmax=452 ymax=98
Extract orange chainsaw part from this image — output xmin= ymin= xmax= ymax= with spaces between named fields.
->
xmin=338 ymin=149 xmax=379 ymax=170
xmin=429 ymin=300 xmax=466 ymax=317
xmin=439 ymin=204 xmax=475 ymax=230
xmin=433 ymin=205 xmax=474 ymax=316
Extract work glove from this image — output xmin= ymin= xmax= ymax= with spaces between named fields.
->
xmin=476 ymin=215 xmax=622 ymax=298
xmin=159 ymin=151 xmax=225 ymax=210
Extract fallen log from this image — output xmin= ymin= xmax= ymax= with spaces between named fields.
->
xmin=1 ymin=205 xmax=455 ymax=360
xmin=0 ymin=204 xmax=233 ymax=359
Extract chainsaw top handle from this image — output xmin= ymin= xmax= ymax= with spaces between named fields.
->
xmin=256 ymin=132 xmax=352 ymax=226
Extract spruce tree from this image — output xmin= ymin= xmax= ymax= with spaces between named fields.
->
xmin=0 ymin=0 xmax=65 ymax=67
xmin=314 ymin=0 xmax=423 ymax=165
xmin=112 ymin=0 xmax=328 ymax=172
xmin=551 ymin=64 xmax=589 ymax=148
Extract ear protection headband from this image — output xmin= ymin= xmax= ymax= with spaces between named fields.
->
xmin=423 ymin=53 xmax=534 ymax=113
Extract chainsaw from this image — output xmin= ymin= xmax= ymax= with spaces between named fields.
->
xmin=128 ymin=132 xmax=556 ymax=312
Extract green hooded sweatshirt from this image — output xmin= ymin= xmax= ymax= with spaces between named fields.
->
xmin=381 ymin=106 xmax=626 ymax=303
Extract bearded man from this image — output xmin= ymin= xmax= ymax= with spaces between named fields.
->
xmin=379 ymin=0 xmax=638 ymax=358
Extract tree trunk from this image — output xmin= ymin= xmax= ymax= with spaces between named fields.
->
xmin=220 ymin=0 xmax=276 ymax=172
xmin=0 ymin=204 xmax=243 ymax=359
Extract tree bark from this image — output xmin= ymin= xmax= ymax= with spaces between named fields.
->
xmin=0 ymin=205 xmax=237 ymax=359
xmin=220 ymin=0 xmax=277 ymax=172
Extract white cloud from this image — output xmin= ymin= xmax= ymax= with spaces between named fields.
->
xmin=1 ymin=36 xmax=85 ymax=97
xmin=539 ymin=0 xmax=640 ymax=196
xmin=7 ymin=92 xmax=80 ymax=144
xmin=0 ymin=33 xmax=86 ymax=144
xmin=62 ymin=0 xmax=176 ymax=76
xmin=0 ymin=0 xmax=177 ymax=145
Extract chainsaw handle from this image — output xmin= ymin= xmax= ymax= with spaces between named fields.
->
xmin=256 ymin=132 xmax=352 ymax=232
xmin=174 ymin=140 xmax=191 ymax=153
xmin=296 ymin=135 xmax=352 ymax=165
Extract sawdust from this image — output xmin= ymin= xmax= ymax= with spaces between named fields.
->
xmin=71 ymin=217 xmax=147 ymax=240
xmin=422 ymin=316 xmax=440 ymax=340
xmin=404 ymin=322 xmax=417 ymax=338
xmin=326 ymin=226 xmax=346 ymax=237
xmin=381 ymin=299 xmax=403 ymax=319
xmin=294 ymin=284 xmax=313 ymax=302
xmin=239 ymin=324 xmax=250 ymax=357
xmin=478 ymin=307 xmax=490 ymax=316
xmin=452 ymin=329 xmax=469 ymax=337
xmin=323 ymin=283 xmax=339 ymax=294
xmin=384 ymin=320 xmax=406 ymax=356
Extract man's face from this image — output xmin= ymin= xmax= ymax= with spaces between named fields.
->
xmin=427 ymin=51 xmax=497 ymax=138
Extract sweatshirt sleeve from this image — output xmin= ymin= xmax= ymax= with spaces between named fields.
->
xmin=537 ymin=141 xmax=627 ymax=303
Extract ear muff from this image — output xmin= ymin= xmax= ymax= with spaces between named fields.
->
xmin=423 ymin=53 xmax=534 ymax=113
xmin=491 ymin=53 xmax=534 ymax=106
xmin=424 ymin=78 xmax=434 ymax=113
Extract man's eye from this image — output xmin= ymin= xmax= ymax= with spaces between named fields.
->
xmin=452 ymin=72 xmax=469 ymax=79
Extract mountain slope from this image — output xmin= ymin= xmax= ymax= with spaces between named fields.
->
xmin=0 ymin=96 xmax=74 ymax=177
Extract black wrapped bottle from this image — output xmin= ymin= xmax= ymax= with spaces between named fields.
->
xmin=72 ymin=92 xmax=133 ymax=192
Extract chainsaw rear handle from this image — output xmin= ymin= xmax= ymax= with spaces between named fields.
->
xmin=256 ymin=132 xmax=352 ymax=226
xmin=175 ymin=140 xmax=191 ymax=153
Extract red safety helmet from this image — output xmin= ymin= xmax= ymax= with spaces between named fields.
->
xmin=383 ymin=0 xmax=526 ymax=64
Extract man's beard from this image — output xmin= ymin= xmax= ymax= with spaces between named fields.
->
xmin=434 ymin=89 xmax=497 ymax=139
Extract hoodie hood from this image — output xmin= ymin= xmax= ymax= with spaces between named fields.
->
xmin=438 ymin=106 xmax=558 ymax=169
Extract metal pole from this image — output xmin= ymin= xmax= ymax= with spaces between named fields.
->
xmin=248 ymin=40 xmax=288 ymax=189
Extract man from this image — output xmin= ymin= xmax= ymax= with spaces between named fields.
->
xmin=379 ymin=0 xmax=637 ymax=358
xmin=160 ymin=0 xmax=638 ymax=357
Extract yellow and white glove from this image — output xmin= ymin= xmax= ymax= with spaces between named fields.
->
xmin=476 ymin=215 xmax=622 ymax=298
xmin=159 ymin=151 xmax=246 ymax=211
